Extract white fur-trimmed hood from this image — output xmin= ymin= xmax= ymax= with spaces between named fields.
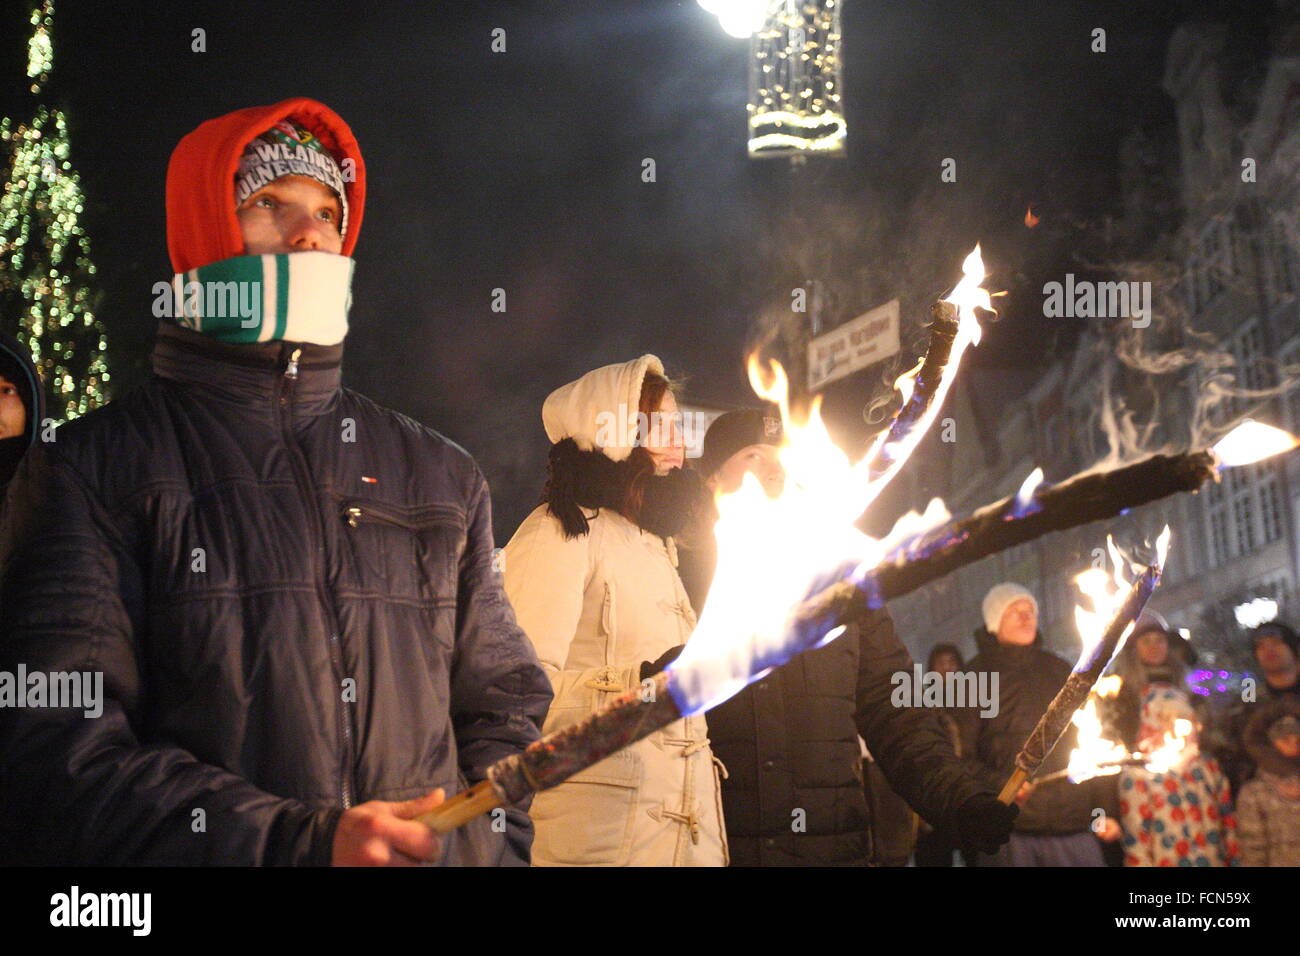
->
xmin=542 ymin=354 xmax=664 ymax=462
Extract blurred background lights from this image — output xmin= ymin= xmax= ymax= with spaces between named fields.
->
xmin=1234 ymin=597 xmax=1279 ymax=629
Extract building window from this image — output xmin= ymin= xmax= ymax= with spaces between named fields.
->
xmin=1210 ymin=458 xmax=1286 ymax=563
xmin=1225 ymin=319 xmax=1273 ymax=421
xmin=1283 ymin=340 xmax=1300 ymax=435
xmin=1206 ymin=472 xmax=1230 ymax=567
xmin=1232 ymin=485 xmax=1256 ymax=553
xmin=1267 ymin=212 xmax=1299 ymax=301
xmin=1236 ymin=320 xmax=1270 ymax=391
xmin=1259 ymin=465 xmax=1284 ymax=545
xmin=1209 ymin=510 xmax=1230 ymax=567
xmin=1183 ymin=267 xmax=1199 ymax=318
xmin=1194 ymin=219 xmax=1230 ymax=309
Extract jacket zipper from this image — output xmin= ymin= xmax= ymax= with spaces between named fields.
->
xmin=159 ymin=323 xmax=341 ymax=372
xmin=341 ymin=501 xmax=462 ymax=531
xmin=276 ymin=344 xmax=356 ymax=810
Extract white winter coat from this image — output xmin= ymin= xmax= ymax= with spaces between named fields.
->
xmin=502 ymin=355 xmax=728 ymax=866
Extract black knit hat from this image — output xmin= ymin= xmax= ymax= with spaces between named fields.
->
xmin=696 ymin=407 xmax=783 ymax=479
xmin=1252 ymin=621 xmax=1300 ymax=656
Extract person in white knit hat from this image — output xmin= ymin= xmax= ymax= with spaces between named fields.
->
xmin=981 ymin=583 xmax=1039 ymax=647
xmin=956 ymin=581 xmax=1123 ymax=866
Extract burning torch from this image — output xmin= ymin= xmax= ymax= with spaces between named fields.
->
xmin=420 ymin=247 xmax=997 ymax=835
xmin=995 ymin=529 xmax=1170 ymax=804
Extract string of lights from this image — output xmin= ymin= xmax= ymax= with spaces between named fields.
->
xmin=0 ymin=0 xmax=111 ymax=422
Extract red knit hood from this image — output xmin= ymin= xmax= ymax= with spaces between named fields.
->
xmin=166 ymin=97 xmax=366 ymax=274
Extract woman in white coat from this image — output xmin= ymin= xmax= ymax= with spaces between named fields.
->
xmin=502 ymin=355 xmax=728 ymax=866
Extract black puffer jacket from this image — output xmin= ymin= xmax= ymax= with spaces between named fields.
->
xmin=680 ymin=537 xmax=987 ymax=866
xmin=0 ymin=321 xmax=553 ymax=865
xmin=956 ymin=627 xmax=1118 ymax=835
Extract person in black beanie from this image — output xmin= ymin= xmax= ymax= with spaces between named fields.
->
xmin=1251 ymin=621 xmax=1300 ymax=698
xmin=1207 ymin=620 xmax=1300 ymax=795
xmin=676 ymin=408 xmax=1016 ymax=866
xmin=0 ymin=329 xmax=42 ymax=493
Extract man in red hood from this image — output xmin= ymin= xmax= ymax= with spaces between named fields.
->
xmin=0 ymin=99 xmax=552 ymax=866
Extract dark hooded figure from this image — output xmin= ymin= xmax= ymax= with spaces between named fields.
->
xmin=0 ymin=329 xmax=42 ymax=493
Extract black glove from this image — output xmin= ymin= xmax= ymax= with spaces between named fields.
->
xmin=951 ymin=792 xmax=1019 ymax=856
xmin=640 ymin=645 xmax=685 ymax=682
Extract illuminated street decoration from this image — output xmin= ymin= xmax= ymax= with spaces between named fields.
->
xmin=748 ymin=0 xmax=845 ymax=158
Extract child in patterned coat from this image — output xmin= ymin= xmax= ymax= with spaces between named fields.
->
xmin=1119 ymin=686 xmax=1238 ymax=866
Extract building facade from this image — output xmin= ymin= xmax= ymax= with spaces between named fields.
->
xmin=888 ymin=8 xmax=1300 ymax=676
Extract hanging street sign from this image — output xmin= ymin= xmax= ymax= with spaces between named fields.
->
xmin=807 ymin=298 xmax=900 ymax=391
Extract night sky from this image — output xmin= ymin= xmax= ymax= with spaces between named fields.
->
xmin=0 ymin=0 xmax=1272 ymax=538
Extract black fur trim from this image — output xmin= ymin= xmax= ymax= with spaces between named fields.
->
xmin=1244 ymin=696 xmax=1300 ymax=779
xmin=543 ymin=438 xmax=704 ymax=540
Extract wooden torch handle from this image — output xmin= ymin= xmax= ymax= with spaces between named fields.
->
xmin=997 ymin=767 xmax=1028 ymax=805
xmin=416 ymin=779 xmax=504 ymax=834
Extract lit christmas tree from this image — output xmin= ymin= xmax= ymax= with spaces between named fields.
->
xmin=0 ymin=0 xmax=109 ymax=422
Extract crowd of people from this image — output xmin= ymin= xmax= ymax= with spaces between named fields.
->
xmin=0 ymin=97 xmax=1294 ymax=867
xmin=908 ymin=601 xmax=1299 ymax=867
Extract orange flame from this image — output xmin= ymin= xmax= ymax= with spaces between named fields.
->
xmin=1025 ymin=206 xmax=1040 ymax=228
xmin=1073 ymin=527 xmax=1170 ymax=666
xmin=670 ymin=249 xmax=991 ymax=713
xmin=1067 ymin=686 xmax=1129 ymax=783
xmin=855 ymin=246 xmax=992 ymax=514
xmin=893 ymin=357 xmax=925 ymax=407
xmin=1145 ymin=718 xmax=1196 ymax=774
xmin=1212 ymin=420 xmax=1299 ymax=467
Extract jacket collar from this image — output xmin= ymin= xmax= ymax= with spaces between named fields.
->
xmin=974 ymin=625 xmax=1044 ymax=655
xmin=151 ymin=319 xmax=343 ymax=417
xmin=973 ymin=625 xmax=1045 ymax=667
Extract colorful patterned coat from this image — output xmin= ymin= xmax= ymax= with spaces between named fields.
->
xmin=1119 ymin=758 xmax=1239 ymax=866
xmin=1118 ymin=687 xmax=1238 ymax=866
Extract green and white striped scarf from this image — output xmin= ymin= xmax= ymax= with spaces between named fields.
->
xmin=169 ymin=251 xmax=354 ymax=345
